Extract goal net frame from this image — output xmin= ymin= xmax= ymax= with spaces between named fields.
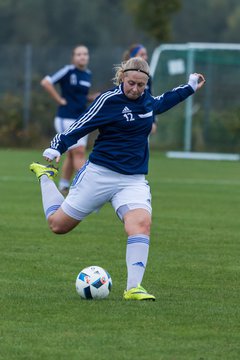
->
xmin=150 ymin=43 xmax=240 ymax=161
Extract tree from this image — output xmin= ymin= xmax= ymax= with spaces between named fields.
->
xmin=224 ymin=4 xmax=240 ymax=42
xmin=124 ymin=0 xmax=181 ymax=41
xmin=0 ymin=0 xmax=153 ymax=47
xmin=171 ymin=0 xmax=240 ymax=43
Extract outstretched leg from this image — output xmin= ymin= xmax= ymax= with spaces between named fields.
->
xmin=30 ymin=162 xmax=80 ymax=234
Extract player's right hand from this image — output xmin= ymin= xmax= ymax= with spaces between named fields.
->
xmin=43 ymin=148 xmax=61 ymax=163
xmin=59 ymin=97 xmax=67 ymax=105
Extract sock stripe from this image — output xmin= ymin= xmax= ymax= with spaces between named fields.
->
xmin=127 ymin=237 xmax=149 ymax=246
xmin=126 ymin=234 xmax=150 ymax=290
xmin=46 ymin=205 xmax=61 ymax=218
xmin=128 ymin=234 xmax=149 ymax=240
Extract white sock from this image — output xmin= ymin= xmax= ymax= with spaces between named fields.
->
xmin=58 ymin=178 xmax=70 ymax=191
xmin=126 ymin=234 xmax=150 ymax=290
xmin=40 ymin=175 xmax=64 ymax=219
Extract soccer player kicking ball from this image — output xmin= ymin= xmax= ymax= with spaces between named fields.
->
xmin=30 ymin=57 xmax=205 ymax=301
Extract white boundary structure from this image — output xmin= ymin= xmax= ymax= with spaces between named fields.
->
xmin=150 ymin=43 xmax=240 ymax=161
xmin=166 ymin=151 xmax=240 ymax=161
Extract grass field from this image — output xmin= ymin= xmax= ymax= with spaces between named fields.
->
xmin=1 ymin=148 xmax=240 ymax=360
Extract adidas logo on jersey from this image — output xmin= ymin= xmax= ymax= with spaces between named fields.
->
xmin=122 ymin=106 xmax=131 ymax=114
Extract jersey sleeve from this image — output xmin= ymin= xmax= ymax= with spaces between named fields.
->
xmin=50 ymin=91 xmax=116 ymax=154
xmin=45 ymin=65 xmax=72 ymax=84
xmin=152 ymin=84 xmax=194 ymax=114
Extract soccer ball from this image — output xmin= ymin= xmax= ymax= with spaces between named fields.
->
xmin=76 ymin=265 xmax=112 ymax=300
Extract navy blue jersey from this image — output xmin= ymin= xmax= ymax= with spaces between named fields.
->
xmin=146 ymin=76 xmax=152 ymax=94
xmin=145 ymin=76 xmax=157 ymax=125
xmin=51 ymin=83 xmax=194 ymax=175
xmin=46 ymin=65 xmax=92 ymax=118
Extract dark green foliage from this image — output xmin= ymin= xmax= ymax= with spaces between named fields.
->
xmin=0 ymin=93 xmax=23 ymax=146
xmin=0 ymin=88 xmax=56 ymax=148
xmin=172 ymin=0 xmax=240 ymax=42
xmin=192 ymin=108 xmax=240 ymax=152
xmin=0 ymin=0 xmax=240 ymax=47
xmin=0 ymin=0 xmax=152 ymax=47
xmin=125 ymin=0 xmax=181 ymax=41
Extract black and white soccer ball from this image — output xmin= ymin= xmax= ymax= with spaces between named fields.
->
xmin=76 ymin=265 xmax=112 ymax=300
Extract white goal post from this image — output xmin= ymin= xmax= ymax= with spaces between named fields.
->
xmin=150 ymin=43 xmax=240 ymax=160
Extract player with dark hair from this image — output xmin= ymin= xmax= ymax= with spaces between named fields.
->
xmin=41 ymin=45 xmax=98 ymax=194
xmin=123 ymin=43 xmax=148 ymax=61
xmin=31 ymin=57 xmax=205 ymax=301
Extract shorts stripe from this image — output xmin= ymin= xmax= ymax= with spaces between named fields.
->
xmin=71 ymin=160 xmax=89 ymax=186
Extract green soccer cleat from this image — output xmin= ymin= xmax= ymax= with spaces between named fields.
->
xmin=29 ymin=162 xmax=58 ymax=180
xmin=123 ymin=285 xmax=156 ymax=301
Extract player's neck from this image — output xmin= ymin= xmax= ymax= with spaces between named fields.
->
xmin=75 ymin=64 xmax=86 ymax=71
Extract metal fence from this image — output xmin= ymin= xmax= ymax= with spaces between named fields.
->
xmin=0 ymin=44 xmax=124 ymax=138
xmin=1 ymin=43 xmax=240 ymax=153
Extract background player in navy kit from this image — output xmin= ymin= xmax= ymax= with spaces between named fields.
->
xmin=123 ymin=43 xmax=157 ymax=134
xmin=31 ymin=57 xmax=205 ymax=301
xmin=41 ymin=45 xmax=98 ymax=194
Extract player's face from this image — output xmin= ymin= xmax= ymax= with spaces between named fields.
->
xmin=72 ymin=46 xmax=89 ymax=69
xmin=136 ymin=47 xmax=148 ymax=61
xmin=123 ymin=71 xmax=148 ymax=100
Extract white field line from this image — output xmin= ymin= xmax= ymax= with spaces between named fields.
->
xmin=0 ymin=175 xmax=239 ymax=187
xmin=151 ymin=178 xmax=240 ymax=186
xmin=0 ymin=176 xmax=34 ymax=182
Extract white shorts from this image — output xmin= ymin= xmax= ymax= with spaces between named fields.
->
xmin=61 ymin=162 xmax=152 ymax=221
xmin=54 ymin=117 xmax=88 ymax=149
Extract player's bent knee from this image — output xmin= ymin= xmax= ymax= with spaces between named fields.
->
xmin=49 ymin=224 xmax=69 ymax=234
xmin=48 ymin=219 xmax=69 ymax=234
xmin=47 ymin=213 xmax=80 ymax=234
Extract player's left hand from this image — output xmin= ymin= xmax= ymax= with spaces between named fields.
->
xmin=195 ymin=73 xmax=205 ymax=90
xmin=43 ymin=148 xmax=61 ymax=163
xmin=188 ymin=73 xmax=206 ymax=91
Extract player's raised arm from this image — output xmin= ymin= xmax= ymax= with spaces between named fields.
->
xmin=152 ymin=72 xmax=206 ymax=115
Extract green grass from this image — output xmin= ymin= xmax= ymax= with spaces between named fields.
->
xmin=1 ymin=148 xmax=240 ymax=359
